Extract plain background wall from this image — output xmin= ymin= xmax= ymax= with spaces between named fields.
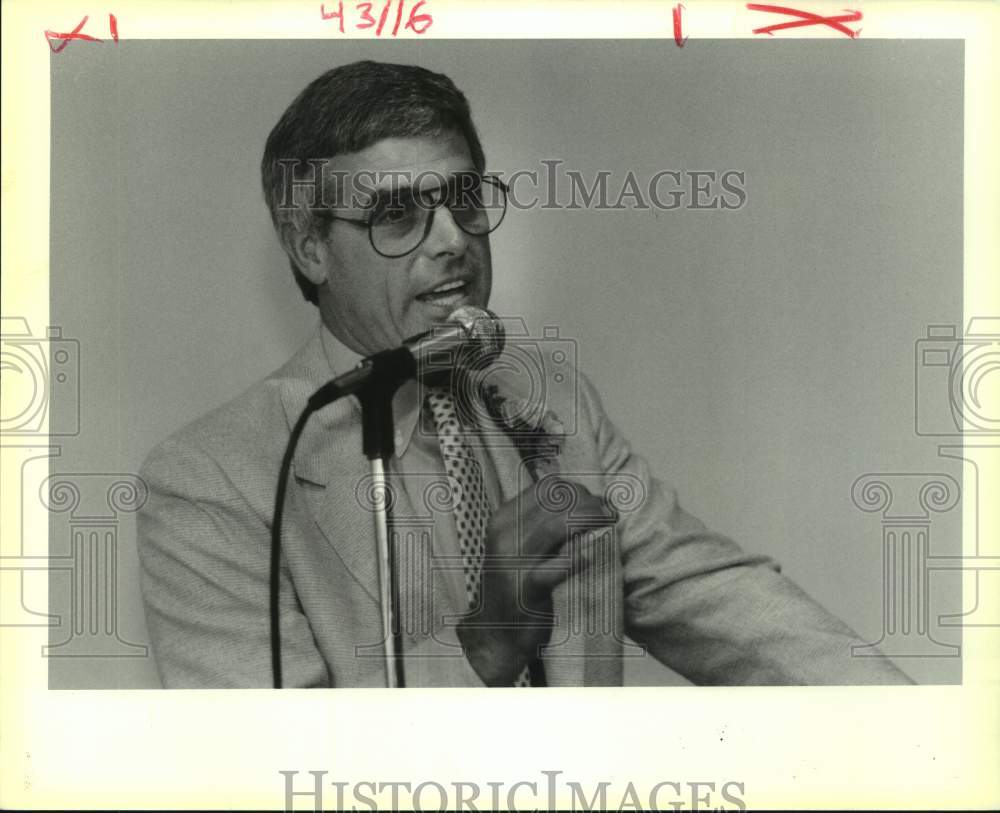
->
xmin=48 ymin=40 xmax=963 ymax=688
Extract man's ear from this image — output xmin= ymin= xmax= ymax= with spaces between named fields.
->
xmin=280 ymin=222 xmax=330 ymax=286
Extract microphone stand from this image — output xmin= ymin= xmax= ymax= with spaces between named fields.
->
xmin=271 ymin=347 xmax=414 ymax=689
xmin=355 ymin=347 xmax=416 ymax=689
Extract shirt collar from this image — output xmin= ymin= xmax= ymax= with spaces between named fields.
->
xmin=319 ymin=321 xmax=420 ymax=457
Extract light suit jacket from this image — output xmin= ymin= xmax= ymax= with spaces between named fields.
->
xmin=137 ymin=326 xmax=911 ymax=687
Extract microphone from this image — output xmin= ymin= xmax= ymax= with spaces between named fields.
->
xmin=307 ymin=306 xmax=505 ymax=411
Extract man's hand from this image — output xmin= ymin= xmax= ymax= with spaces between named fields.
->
xmin=456 ymin=477 xmax=618 ymax=686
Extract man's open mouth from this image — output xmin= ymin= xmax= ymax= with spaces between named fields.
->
xmin=416 ymin=279 xmax=470 ymax=305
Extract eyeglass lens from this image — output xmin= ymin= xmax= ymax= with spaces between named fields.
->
xmin=368 ymin=175 xmax=506 ymax=257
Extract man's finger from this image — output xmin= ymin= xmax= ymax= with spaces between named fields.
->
xmin=533 ymin=479 xmax=618 ymax=522
xmin=526 ymin=560 xmax=573 ymax=594
xmin=534 ymin=490 xmax=618 ymax=544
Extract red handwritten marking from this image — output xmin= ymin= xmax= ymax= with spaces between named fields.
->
xmin=392 ymin=0 xmax=405 ymax=36
xmin=747 ymin=4 xmax=861 ymax=38
xmin=376 ymin=0 xmax=392 ymax=35
xmin=45 ymin=15 xmax=101 ymax=53
xmin=45 ymin=13 xmax=120 ymax=52
xmin=672 ymin=3 xmax=688 ymax=47
xmin=322 ymin=0 xmax=432 ymax=35
xmin=321 ymin=2 xmax=346 ymax=33
xmin=404 ymin=0 xmax=432 ymax=34
xmin=357 ymin=2 xmax=375 ymax=29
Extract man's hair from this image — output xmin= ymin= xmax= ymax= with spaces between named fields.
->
xmin=261 ymin=60 xmax=487 ymax=306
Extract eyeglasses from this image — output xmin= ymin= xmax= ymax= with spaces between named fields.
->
xmin=320 ymin=173 xmax=508 ymax=258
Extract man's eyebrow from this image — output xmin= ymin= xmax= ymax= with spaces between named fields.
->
xmin=369 ymin=169 xmax=475 ymax=192
xmin=358 ymin=169 xmax=478 ymax=210
xmin=371 ymin=180 xmax=415 ymax=196
xmin=365 ymin=179 xmax=453 ymax=209
xmin=364 ymin=184 xmax=415 ymax=211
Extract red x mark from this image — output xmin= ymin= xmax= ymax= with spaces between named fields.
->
xmin=747 ymin=3 xmax=862 ymax=38
xmin=45 ymin=15 xmax=100 ymax=52
xmin=45 ymin=14 xmax=119 ymax=52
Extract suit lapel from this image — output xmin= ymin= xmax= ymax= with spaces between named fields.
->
xmin=277 ymin=329 xmax=382 ymax=604
xmin=276 ymin=328 xmax=432 ymax=633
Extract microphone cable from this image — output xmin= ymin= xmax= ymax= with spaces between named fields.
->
xmin=270 ymin=381 xmax=342 ymax=688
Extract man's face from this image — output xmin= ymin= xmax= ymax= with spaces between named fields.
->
xmin=311 ymin=131 xmax=493 ymax=356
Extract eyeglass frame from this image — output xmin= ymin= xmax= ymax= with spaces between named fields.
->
xmin=314 ymin=172 xmax=509 ymax=259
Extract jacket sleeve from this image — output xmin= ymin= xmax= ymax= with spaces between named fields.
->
xmin=577 ymin=373 xmax=913 ymax=685
xmin=137 ymin=436 xmax=331 ymax=688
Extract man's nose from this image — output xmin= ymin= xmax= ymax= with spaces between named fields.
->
xmin=423 ymin=204 xmax=468 ymax=256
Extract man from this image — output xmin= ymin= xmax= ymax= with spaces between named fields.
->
xmin=137 ymin=60 xmax=911 ymax=688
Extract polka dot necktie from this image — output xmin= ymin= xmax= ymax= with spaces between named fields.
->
xmin=424 ymin=387 xmax=532 ymax=687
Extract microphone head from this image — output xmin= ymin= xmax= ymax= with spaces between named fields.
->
xmin=416 ymin=306 xmax=505 ymax=387
xmin=447 ymin=306 xmax=506 ymax=364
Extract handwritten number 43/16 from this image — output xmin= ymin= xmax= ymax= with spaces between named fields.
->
xmin=321 ymin=0 xmax=433 ymax=36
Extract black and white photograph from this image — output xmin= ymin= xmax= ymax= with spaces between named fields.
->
xmin=42 ymin=37 xmax=966 ymax=690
